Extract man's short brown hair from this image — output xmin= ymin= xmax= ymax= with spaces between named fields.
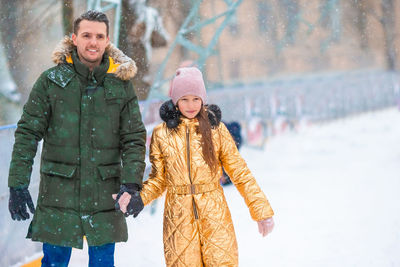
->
xmin=73 ymin=10 xmax=109 ymax=36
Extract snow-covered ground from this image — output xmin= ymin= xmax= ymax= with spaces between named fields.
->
xmin=69 ymin=107 xmax=400 ymax=267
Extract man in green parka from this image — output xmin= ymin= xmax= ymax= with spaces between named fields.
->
xmin=8 ymin=10 xmax=146 ymax=266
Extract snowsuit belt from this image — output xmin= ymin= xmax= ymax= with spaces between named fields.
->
xmin=169 ymin=181 xmax=220 ymax=195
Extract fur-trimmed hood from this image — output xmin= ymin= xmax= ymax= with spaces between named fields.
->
xmin=159 ymin=100 xmax=221 ymax=129
xmin=51 ymin=36 xmax=137 ymax=81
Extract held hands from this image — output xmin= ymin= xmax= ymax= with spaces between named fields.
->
xmin=112 ymin=184 xmax=144 ymax=217
xmin=257 ymin=217 xmax=274 ymax=237
xmin=9 ymin=187 xmax=35 ymax=221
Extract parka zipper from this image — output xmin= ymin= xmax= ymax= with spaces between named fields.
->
xmin=186 ymin=125 xmax=199 ymax=220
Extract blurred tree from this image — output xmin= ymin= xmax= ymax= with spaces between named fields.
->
xmin=351 ymin=0 xmax=368 ymax=49
xmin=257 ymin=1 xmax=277 ymax=43
xmin=361 ymin=0 xmax=397 ymax=70
xmin=380 ymin=0 xmax=396 ymax=70
xmin=118 ymin=0 xmax=168 ymax=100
xmin=0 ymin=41 xmax=20 ymax=103
xmin=0 ymin=0 xmax=58 ymax=101
xmin=119 ymin=0 xmax=137 ymax=57
xmin=151 ymin=0 xmax=192 ymax=58
xmin=255 ymin=1 xmax=282 ymax=73
xmin=118 ymin=0 xmax=144 ymax=98
xmin=319 ymin=0 xmax=341 ymax=52
xmin=62 ymin=0 xmax=74 ymax=36
xmin=277 ymin=0 xmax=300 ymax=47
xmin=0 ymin=0 xmax=25 ymax=101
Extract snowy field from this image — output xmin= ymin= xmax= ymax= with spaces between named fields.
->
xmin=68 ymin=107 xmax=400 ymax=267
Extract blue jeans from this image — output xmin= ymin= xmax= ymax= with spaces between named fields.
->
xmin=41 ymin=242 xmax=115 ymax=267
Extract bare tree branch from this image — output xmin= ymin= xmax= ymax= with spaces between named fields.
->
xmin=62 ymin=0 xmax=74 ymax=36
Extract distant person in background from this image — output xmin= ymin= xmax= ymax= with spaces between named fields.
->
xmin=137 ymin=67 xmax=274 ymax=266
xmin=220 ymin=121 xmax=243 ymax=186
xmin=8 ymin=10 xmax=146 ymax=266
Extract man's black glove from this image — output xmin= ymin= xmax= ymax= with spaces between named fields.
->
xmin=114 ymin=183 xmax=144 ymax=218
xmin=9 ymin=187 xmax=35 ymax=221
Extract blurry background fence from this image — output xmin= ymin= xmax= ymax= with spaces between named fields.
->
xmin=209 ymin=70 xmax=398 ymax=123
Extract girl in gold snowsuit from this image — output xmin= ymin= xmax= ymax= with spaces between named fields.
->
xmin=140 ymin=67 xmax=274 ymax=267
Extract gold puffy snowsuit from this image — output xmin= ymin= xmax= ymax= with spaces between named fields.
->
xmin=141 ymin=118 xmax=274 ymax=267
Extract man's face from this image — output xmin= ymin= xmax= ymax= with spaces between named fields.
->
xmin=72 ymin=20 xmax=109 ymax=68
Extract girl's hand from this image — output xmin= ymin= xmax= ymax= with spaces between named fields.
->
xmin=257 ymin=217 xmax=274 ymax=237
xmin=112 ymin=192 xmax=131 ymax=213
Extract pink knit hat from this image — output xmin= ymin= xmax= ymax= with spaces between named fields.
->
xmin=170 ymin=67 xmax=207 ymax=105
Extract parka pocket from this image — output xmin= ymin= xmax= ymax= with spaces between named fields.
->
xmin=98 ymin=164 xmax=121 ymax=180
xmin=96 ymin=164 xmax=121 ymax=210
xmin=40 ymin=161 xmax=78 ymax=209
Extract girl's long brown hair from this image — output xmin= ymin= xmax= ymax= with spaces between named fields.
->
xmin=196 ymin=106 xmax=218 ymax=174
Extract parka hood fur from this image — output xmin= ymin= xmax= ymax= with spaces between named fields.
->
xmin=52 ymin=36 xmax=137 ymax=80
xmin=159 ymin=99 xmax=221 ymax=129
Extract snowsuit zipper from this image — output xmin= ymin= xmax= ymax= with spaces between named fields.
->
xmin=186 ymin=126 xmax=199 ymax=220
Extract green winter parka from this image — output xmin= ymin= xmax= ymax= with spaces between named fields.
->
xmin=8 ymin=37 xmax=146 ymax=248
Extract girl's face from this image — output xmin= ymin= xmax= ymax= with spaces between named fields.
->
xmin=177 ymin=95 xmax=202 ymax=119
